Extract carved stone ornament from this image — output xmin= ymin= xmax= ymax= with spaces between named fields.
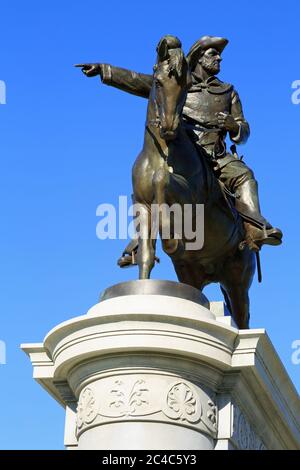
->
xmin=108 ymin=379 xmax=149 ymax=416
xmin=162 ymin=382 xmax=202 ymax=423
xmin=207 ymin=399 xmax=218 ymax=430
xmin=232 ymin=404 xmax=266 ymax=450
xmin=76 ymin=387 xmax=98 ymax=429
xmin=76 ymin=376 xmax=217 ymax=439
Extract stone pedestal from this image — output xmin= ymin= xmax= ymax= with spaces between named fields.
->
xmin=22 ymin=280 xmax=300 ymax=450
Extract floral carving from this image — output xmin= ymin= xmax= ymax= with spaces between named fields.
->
xmin=109 ymin=379 xmax=149 ymax=416
xmin=75 ymin=377 xmax=217 ymax=440
xmin=163 ymin=382 xmax=201 ymax=423
xmin=232 ymin=405 xmax=266 ymax=450
xmin=207 ymin=399 xmax=218 ymax=429
xmin=76 ymin=387 xmax=97 ymax=429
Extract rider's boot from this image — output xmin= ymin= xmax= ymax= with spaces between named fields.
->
xmin=235 ymin=180 xmax=283 ymax=251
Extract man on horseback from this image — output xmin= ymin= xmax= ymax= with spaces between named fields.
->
xmin=77 ymin=35 xmax=282 ymax=265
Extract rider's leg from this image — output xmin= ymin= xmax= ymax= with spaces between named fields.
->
xmin=217 ymin=159 xmax=282 ymax=251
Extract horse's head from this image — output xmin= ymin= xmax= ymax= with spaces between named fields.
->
xmin=153 ymin=35 xmax=191 ymax=141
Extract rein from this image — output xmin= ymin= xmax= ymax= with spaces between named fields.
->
xmin=145 ymin=124 xmax=169 ymax=162
xmin=145 ymin=110 xmax=169 ymax=162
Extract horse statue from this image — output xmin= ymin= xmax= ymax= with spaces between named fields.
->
xmin=129 ymin=35 xmax=255 ymax=329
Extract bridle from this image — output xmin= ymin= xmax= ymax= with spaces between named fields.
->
xmin=145 ymin=54 xmax=190 ymax=161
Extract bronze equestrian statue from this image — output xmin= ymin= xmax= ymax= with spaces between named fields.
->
xmin=76 ymin=35 xmax=282 ymax=329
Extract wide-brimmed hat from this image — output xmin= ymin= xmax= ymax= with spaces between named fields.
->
xmin=187 ymin=36 xmax=229 ymax=70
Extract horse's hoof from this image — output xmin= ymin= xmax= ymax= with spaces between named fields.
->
xmin=117 ymin=253 xmax=160 ymax=268
xmin=117 ymin=254 xmax=137 ymax=268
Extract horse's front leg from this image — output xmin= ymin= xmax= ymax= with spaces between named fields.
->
xmin=135 ymin=203 xmax=156 ymax=279
xmin=153 ymin=166 xmax=182 ymax=255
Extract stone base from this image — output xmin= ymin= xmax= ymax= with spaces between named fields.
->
xmin=22 ymin=280 xmax=300 ymax=450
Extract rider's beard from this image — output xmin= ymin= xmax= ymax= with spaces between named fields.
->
xmin=201 ymin=57 xmax=220 ymax=76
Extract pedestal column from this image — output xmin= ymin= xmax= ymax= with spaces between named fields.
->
xmin=22 ymin=280 xmax=300 ymax=450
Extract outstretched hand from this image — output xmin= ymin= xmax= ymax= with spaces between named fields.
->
xmin=75 ymin=63 xmax=102 ymax=77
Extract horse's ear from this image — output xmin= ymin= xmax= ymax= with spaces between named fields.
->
xmin=157 ymin=38 xmax=169 ymax=62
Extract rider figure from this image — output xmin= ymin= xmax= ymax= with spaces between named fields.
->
xmin=77 ymin=36 xmax=282 ymax=265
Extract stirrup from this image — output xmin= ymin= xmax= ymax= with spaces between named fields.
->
xmin=239 ymin=225 xmax=282 ymax=252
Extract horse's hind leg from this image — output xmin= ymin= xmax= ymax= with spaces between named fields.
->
xmin=221 ymin=283 xmax=250 ymax=329
xmin=220 ymin=249 xmax=255 ymax=329
xmin=153 ymin=167 xmax=184 ymax=255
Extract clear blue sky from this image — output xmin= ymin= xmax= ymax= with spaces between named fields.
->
xmin=0 ymin=0 xmax=299 ymax=449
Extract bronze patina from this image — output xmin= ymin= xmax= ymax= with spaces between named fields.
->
xmin=76 ymin=35 xmax=282 ymax=328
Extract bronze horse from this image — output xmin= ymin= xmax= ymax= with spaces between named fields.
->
xmin=131 ymin=35 xmax=255 ymax=329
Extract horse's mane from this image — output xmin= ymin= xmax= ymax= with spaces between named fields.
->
xmin=168 ymin=48 xmax=185 ymax=81
xmin=156 ymin=35 xmax=186 ymax=82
